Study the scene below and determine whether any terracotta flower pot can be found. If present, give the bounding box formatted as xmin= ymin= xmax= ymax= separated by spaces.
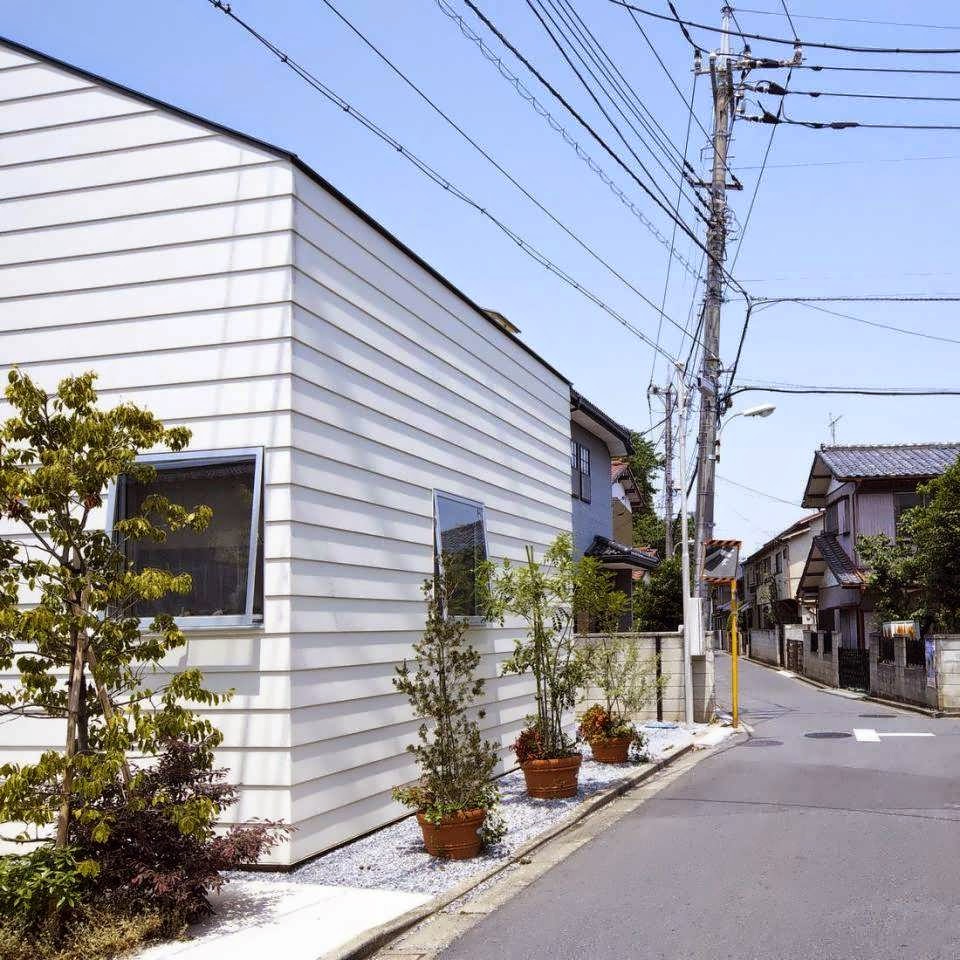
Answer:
xmin=520 ymin=753 xmax=582 ymax=799
xmin=589 ymin=736 xmax=633 ymax=764
xmin=416 ymin=808 xmax=486 ymax=860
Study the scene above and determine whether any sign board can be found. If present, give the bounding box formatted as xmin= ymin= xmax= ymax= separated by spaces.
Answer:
xmin=684 ymin=596 xmax=705 ymax=656
xmin=703 ymin=539 xmax=741 ymax=584
xmin=882 ymin=620 xmax=920 ymax=639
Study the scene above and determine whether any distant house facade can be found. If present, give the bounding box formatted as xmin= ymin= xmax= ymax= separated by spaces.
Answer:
xmin=570 ymin=391 xmax=658 ymax=619
xmin=742 ymin=513 xmax=823 ymax=665
xmin=0 ymin=36 xmax=598 ymax=865
xmin=797 ymin=443 xmax=960 ymax=648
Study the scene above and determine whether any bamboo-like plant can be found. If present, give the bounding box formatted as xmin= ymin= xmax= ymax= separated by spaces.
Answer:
xmin=480 ymin=533 xmax=596 ymax=761
xmin=392 ymin=570 xmax=502 ymax=832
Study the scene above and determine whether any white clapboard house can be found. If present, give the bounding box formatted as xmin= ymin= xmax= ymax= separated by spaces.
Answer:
xmin=0 ymin=35 xmax=583 ymax=865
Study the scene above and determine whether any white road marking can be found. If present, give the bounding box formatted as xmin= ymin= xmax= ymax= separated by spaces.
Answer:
xmin=854 ymin=728 xmax=934 ymax=742
xmin=777 ymin=670 xmax=796 ymax=678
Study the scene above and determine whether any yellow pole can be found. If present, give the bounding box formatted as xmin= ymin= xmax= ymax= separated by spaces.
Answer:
xmin=730 ymin=578 xmax=739 ymax=728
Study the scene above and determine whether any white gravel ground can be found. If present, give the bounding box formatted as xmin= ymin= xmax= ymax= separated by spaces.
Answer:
xmin=234 ymin=723 xmax=700 ymax=899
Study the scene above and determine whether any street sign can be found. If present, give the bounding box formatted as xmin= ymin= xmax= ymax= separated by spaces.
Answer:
xmin=703 ymin=538 xmax=741 ymax=584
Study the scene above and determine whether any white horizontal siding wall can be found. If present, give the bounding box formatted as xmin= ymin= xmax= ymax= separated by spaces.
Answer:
xmin=0 ymin=40 xmax=574 ymax=867
xmin=0 ymin=46 xmax=298 ymax=862
xmin=289 ymin=174 xmax=571 ymax=862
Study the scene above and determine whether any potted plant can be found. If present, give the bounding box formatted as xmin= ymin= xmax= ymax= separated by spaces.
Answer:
xmin=481 ymin=534 xmax=589 ymax=799
xmin=576 ymin=565 xmax=661 ymax=763
xmin=578 ymin=633 xmax=662 ymax=763
xmin=392 ymin=572 xmax=503 ymax=859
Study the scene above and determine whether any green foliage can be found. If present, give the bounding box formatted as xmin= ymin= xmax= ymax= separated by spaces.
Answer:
xmin=756 ymin=575 xmax=782 ymax=628
xmin=625 ymin=434 xmax=663 ymax=517
xmin=0 ymin=847 xmax=94 ymax=931
xmin=632 ymin=554 xmax=684 ymax=632
xmin=392 ymin=575 xmax=502 ymax=836
xmin=908 ymin=462 xmax=960 ymax=632
xmin=480 ymin=534 xmax=611 ymax=761
xmin=0 ymin=370 xmax=227 ymax=848
xmin=0 ymin=371 xmax=285 ymax=947
xmin=858 ymin=533 xmax=919 ymax=626
xmin=859 ymin=458 xmax=960 ymax=632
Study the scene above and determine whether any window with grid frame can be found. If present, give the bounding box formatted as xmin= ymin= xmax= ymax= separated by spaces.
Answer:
xmin=570 ymin=440 xmax=592 ymax=503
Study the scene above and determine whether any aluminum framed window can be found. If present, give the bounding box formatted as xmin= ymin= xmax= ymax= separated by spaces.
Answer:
xmin=570 ymin=441 xmax=592 ymax=503
xmin=106 ymin=447 xmax=264 ymax=630
xmin=433 ymin=491 xmax=488 ymax=620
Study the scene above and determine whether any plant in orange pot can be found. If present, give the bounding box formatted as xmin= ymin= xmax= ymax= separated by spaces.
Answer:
xmin=578 ymin=625 xmax=663 ymax=764
xmin=480 ymin=534 xmax=592 ymax=799
xmin=392 ymin=573 xmax=504 ymax=860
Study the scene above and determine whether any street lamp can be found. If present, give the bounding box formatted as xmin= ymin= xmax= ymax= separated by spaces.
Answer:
xmin=716 ymin=404 xmax=776 ymax=463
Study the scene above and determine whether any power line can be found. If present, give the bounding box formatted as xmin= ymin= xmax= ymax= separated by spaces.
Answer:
xmin=549 ymin=0 xmax=702 ymax=186
xmin=735 ymin=8 xmax=960 ymax=33
xmin=317 ymin=0 xmax=702 ymax=350
xmin=204 ymin=0 xmax=683 ymax=364
xmin=607 ymin=1 xmax=960 ymax=55
xmin=746 ymin=109 xmax=960 ymax=132
xmin=737 ymin=153 xmax=960 ymax=170
xmin=778 ymin=0 xmax=800 ymax=42
xmin=755 ymin=295 xmax=960 ymax=304
xmin=621 ymin=8 xmax=742 ymax=188
xmin=795 ymin=64 xmax=960 ymax=76
xmin=730 ymin=384 xmax=960 ymax=398
xmin=761 ymin=300 xmax=960 ymax=348
xmin=748 ymin=81 xmax=960 ymax=104
xmin=650 ymin=67 xmax=699 ymax=389
xmin=525 ymin=0 xmax=708 ymax=217
xmin=460 ymin=0 xmax=749 ymax=298
xmin=717 ymin=474 xmax=801 ymax=507
xmin=434 ymin=0 xmax=702 ymax=281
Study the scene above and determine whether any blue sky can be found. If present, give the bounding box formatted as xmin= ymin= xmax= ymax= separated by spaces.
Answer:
xmin=6 ymin=0 xmax=960 ymax=549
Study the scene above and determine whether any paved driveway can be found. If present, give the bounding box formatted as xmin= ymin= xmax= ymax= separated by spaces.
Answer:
xmin=439 ymin=657 xmax=960 ymax=960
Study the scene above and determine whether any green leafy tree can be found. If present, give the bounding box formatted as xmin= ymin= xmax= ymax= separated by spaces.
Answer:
xmin=0 ymin=370 xmax=226 ymax=850
xmin=480 ymin=534 xmax=603 ymax=760
xmin=859 ymin=458 xmax=960 ymax=633
xmin=857 ymin=532 xmax=919 ymax=626
xmin=392 ymin=573 xmax=501 ymax=829
xmin=909 ymin=461 xmax=960 ymax=632
xmin=632 ymin=553 xmax=684 ymax=632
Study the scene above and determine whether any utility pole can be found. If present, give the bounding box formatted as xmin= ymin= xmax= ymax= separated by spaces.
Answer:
xmin=693 ymin=5 xmax=735 ymax=633
xmin=648 ymin=384 xmax=675 ymax=558
xmin=674 ymin=369 xmax=695 ymax=725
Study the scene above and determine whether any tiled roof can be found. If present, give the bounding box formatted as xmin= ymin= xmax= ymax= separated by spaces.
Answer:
xmin=813 ymin=532 xmax=864 ymax=588
xmin=818 ymin=443 xmax=960 ymax=480
xmin=584 ymin=535 xmax=659 ymax=570
xmin=611 ymin=461 xmax=630 ymax=482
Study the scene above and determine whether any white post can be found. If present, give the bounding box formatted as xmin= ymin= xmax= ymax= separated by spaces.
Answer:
xmin=675 ymin=365 xmax=695 ymax=725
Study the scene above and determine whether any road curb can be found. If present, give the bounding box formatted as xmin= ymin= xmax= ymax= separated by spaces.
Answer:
xmin=322 ymin=743 xmax=697 ymax=960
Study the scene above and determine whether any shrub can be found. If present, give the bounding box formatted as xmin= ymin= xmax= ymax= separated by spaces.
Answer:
xmin=392 ymin=574 xmax=502 ymax=838
xmin=633 ymin=554 xmax=683 ymax=632
xmin=0 ymin=847 xmax=95 ymax=933
xmin=71 ymin=738 xmax=287 ymax=924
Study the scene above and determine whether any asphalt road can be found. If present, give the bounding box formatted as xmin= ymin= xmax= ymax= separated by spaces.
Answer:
xmin=439 ymin=657 xmax=960 ymax=960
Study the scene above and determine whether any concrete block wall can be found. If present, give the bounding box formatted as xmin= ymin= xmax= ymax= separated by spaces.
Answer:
xmin=578 ymin=632 xmax=715 ymax=724
xmin=869 ymin=635 xmax=937 ymax=710
xmin=749 ymin=628 xmax=780 ymax=666
xmin=802 ymin=631 xmax=838 ymax=687
xmin=934 ymin=635 xmax=960 ymax=714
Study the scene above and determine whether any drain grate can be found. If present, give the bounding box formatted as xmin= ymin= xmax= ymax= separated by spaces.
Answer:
xmin=804 ymin=731 xmax=852 ymax=739
xmin=859 ymin=713 xmax=897 ymax=719
xmin=746 ymin=738 xmax=783 ymax=747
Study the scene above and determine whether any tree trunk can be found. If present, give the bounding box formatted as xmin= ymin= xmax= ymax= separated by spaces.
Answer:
xmin=55 ymin=624 xmax=86 ymax=848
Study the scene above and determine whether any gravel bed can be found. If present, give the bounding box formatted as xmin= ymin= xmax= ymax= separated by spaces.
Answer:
xmin=233 ymin=724 xmax=699 ymax=899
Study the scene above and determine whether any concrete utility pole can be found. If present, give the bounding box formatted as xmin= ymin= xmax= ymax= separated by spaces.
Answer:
xmin=648 ymin=384 xmax=675 ymax=558
xmin=674 ymin=371 xmax=695 ymax=725
xmin=693 ymin=5 xmax=735 ymax=632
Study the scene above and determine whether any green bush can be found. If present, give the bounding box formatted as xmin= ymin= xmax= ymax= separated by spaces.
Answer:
xmin=0 ymin=847 xmax=95 ymax=933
